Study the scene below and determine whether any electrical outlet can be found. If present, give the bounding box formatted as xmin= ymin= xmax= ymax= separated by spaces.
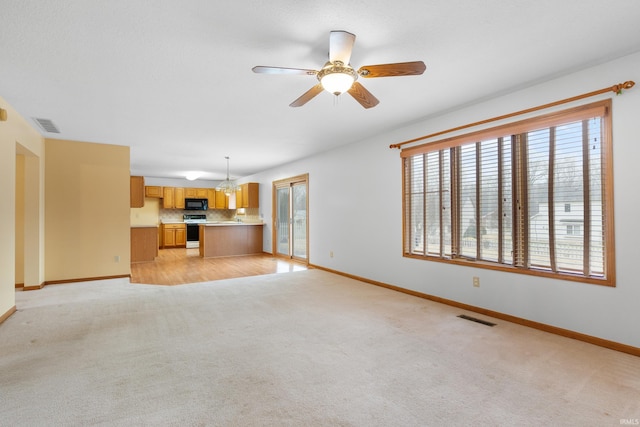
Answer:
xmin=330 ymin=251 xmax=334 ymax=258
xmin=114 ymin=255 xmax=120 ymax=263
xmin=473 ymin=276 xmax=480 ymax=287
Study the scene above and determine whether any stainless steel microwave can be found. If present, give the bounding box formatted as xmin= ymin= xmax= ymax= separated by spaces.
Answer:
xmin=184 ymin=198 xmax=208 ymax=210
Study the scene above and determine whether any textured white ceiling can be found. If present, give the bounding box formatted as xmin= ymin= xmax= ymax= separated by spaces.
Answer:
xmin=2 ymin=1 xmax=640 ymax=180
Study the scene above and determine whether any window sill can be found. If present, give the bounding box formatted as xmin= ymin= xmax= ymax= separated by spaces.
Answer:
xmin=403 ymin=253 xmax=615 ymax=287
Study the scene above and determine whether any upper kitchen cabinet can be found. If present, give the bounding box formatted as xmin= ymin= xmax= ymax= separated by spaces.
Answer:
xmin=162 ymin=187 xmax=185 ymax=209
xmin=162 ymin=187 xmax=174 ymax=208
xmin=145 ymin=186 xmax=163 ymax=198
xmin=207 ymin=189 xmax=228 ymax=210
xmin=130 ymin=176 xmax=145 ymax=208
xmin=236 ymin=183 xmax=259 ymax=209
xmin=175 ymin=188 xmax=185 ymax=209
xmin=215 ymin=189 xmax=228 ymax=209
xmin=185 ymin=188 xmax=209 ymax=199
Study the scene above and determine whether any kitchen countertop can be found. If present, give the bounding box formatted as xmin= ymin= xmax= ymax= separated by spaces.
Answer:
xmin=201 ymin=222 xmax=264 ymax=226
xmin=160 ymin=220 xmax=263 ymax=226
xmin=131 ymin=224 xmax=159 ymax=228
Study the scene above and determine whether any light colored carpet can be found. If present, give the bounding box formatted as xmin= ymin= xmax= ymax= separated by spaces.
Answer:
xmin=1 ymin=269 xmax=639 ymax=426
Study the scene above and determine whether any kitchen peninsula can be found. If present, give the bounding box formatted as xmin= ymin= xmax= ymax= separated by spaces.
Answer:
xmin=199 ymin=222 xmax=264 ymax=258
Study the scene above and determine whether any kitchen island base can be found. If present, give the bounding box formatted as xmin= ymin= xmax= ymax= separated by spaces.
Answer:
xmin=199 ymin=223 xmax=264 ymax=258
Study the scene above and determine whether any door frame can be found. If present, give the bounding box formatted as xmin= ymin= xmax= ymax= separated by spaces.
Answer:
xmin=272 ymin=173 xmax=309 ymax=264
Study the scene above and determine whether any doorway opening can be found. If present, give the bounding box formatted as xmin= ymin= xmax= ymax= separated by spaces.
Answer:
xmin=273 ymin=174 xmax=308 ymax=263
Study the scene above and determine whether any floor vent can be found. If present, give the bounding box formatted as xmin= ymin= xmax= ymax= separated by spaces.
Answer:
xmin=32 ymin=117 xmax=60 ymax=133
xmin=458 ymin=314 xmax=496 ymax=327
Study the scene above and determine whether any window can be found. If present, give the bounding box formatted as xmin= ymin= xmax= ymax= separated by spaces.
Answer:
xmin=566 ymin=224 xmax=581 ymax=236
xmin=402 ymin=100 xmax=614 ymax=286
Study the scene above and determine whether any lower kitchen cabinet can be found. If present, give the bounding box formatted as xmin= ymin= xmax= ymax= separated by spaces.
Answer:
xmin=162 ymin=223 xmax=186 ymax=248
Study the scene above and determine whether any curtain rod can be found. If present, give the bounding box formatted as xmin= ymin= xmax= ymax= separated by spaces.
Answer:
xmin=390 ymin=80 xmax=635 ymax=150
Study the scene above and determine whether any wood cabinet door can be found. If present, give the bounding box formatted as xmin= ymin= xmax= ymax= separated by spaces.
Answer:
xmin=215 ymin=189 xmax=227 ymax=209
xmin=207 ymin=189 xmax=216 ymax=210
xmin=163 ymin=228 xmax=176 ymax=247
xmin=185 ymin=188 xmax=197 ymax=198
xmin=175 ymin=228 xmax=186 ymax=246
xmin=163 ymin=187 xmax=174 ymax=209
xmin=235 ymin=187 xmax=244 ymax=208
xmin=174 ymin=188 xmax=185 ymax=209
xmin=196 ymin=188 xmax=208 ymax=198
xmin=241 ymin=183 xmax=249 ymax=207
xmin=130 ymin=176 xmax=145 ymax=208
xmin=249 ymin=183 xmax=259 ymax=208
xmin=145 ymin=186 xmax=163 ymax=198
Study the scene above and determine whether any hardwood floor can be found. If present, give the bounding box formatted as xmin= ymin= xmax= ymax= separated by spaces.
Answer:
xmin=130 ymin=249 xmax=307 ymax=286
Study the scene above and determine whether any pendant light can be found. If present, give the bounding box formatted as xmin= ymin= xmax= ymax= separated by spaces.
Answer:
xmin=216 ymin=156 xmax=237 ymax=196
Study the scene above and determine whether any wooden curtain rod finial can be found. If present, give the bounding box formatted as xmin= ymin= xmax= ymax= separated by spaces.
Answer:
xmin=612 ymin=81 xmax=635 ymax=95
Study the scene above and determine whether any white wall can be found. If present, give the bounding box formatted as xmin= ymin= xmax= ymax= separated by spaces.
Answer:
xmin=144 ymin=177 xmax=220 ymax=189
xmin=243 ymin=51 xmax=640 ymax=348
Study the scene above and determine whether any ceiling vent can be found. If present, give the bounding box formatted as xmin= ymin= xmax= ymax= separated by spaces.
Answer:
xmin=32 ymin=117 xmax=60 ymax=133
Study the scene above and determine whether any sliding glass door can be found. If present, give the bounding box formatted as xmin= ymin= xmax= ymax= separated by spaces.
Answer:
xmin=273 ymin=174 xmax=308 ymax=262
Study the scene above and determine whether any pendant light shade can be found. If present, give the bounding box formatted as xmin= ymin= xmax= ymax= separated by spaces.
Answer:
xmin=216 ymin=156 xmax=237 ymax=196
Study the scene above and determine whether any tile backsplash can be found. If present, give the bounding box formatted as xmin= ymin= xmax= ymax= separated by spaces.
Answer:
xmin=237 ymin=208 xmax=261 ymax=223
xmin=159 ymin=209 xmax=234 ymax=222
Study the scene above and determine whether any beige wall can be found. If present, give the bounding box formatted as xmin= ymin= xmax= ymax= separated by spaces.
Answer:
xmin=0 ymin=95 xmax=44 ymax=319
xmin=130 ymin=197 xmax=160 ymax=226
xmin=45 ymin=138 xmax=131 ymax=281
xmin=15 ymin=155 xmax=24 ymax=284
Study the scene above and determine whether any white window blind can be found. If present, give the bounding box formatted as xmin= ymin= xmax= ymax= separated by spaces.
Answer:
xmin=402 ymin=100 xmax=614 ymax=286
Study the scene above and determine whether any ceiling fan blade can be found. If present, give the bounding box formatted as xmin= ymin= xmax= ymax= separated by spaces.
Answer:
xmin=290 ymin=84 xmax=324 ymax=107
xmin=329 ymin=30 xmax=356 ymax=64
xmin=252 ymin=66 xmax=317 ymax=76
xmin=357 ymin=61 xmax=426 ymax=78
xmin=347 ymin=82 xmax=379 ymax=109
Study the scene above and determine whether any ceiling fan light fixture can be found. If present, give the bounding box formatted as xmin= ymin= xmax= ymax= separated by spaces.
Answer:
xmin=317 ymin=61 xmax=356 ymax=95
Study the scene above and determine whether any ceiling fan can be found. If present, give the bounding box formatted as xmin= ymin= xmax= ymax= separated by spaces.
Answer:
xmin=252 ymin=30 xmax=426 ymax=109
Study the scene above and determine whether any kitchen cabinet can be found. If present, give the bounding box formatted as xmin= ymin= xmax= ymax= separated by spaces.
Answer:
xmin=206 ymin=188 xmax=230 ymax=209
xmin=185 ymin=188 xmax=208 ymax=198
xmin=207 ymin=189 xmax=223 ymax=210
xmin=162 ymin=187 xmax=174 ymax=209
xmin=145 ymin=186 xmax=163 ymax=198
xmin=162 ymin=187 xmax=185 ymax=209
xmin=236 ymin=183 xmax=259 ymax=208
xmin=162 ymin=223 xmax=186 ymax=248
xmin=175 ymin=188 xmax=185 ymax=209
xmin=215 ymin=189 xmax=228 ymax=209
xmin=130 ymin=176 xmax=145 ymax=208
xmin=235 ymin=187 xmax=242 ymax=209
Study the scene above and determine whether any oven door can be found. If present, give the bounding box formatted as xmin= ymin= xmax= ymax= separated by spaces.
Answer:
xmin=186 ymin=223 xmax=200 ymax=247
